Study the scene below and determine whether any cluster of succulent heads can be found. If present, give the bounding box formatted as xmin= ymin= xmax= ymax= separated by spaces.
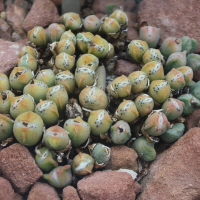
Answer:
xmin=0 ymin=5 xmax=200 ymax=188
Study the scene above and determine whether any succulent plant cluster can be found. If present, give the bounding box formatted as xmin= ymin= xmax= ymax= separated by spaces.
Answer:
xmin=0 ymin=5 xmax=200 ymax=189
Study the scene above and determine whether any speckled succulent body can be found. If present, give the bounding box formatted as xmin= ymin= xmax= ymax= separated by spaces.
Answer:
xmin=148 ymin=80 xmax=171 ymax=104
xmin=128 ymin=71 xmax=148 ymax=94
xmin=46 ymin=85 xmax=68 ymax=114
xmin=18 ymin=46 xmax=38 ymax=59
xmin=79 ymin=86 xmax=108 ymax=110
xmin=76 ymin=54 xmax=99 ymax=71
xmin=28 ymin=26 xmax=47 ymax=47
xmin=55 ymin=70 xmax=75 ymax=94
xmin=23 ymin=80 xmax=48 ymax=104
xmin=35 ymin=100 xmax=59 ymax=126
xmin=88 ymin=109 xmax=112 ymax=136
xmin=36 ymin=69 xmax=55 ymax=87
xmin=75 ymin=65 xmax=96 ymax=89
xmin=63 ymin=116 xmax=90 ymax=147
xmin=135 ymin=94 xmax=154 ymax=117
xmin=128 ymin=40 xmax=149 ymax=63
xmin=103 ymin=17 xmax=120 ymax=34
xmin=109 ymin=10 xmax=128 ymax=25
xmin=141 ymin=61 xmax=164 ymax=81
xmin=55 ymin=52 xmax=75 ymax=71
xmin=18 ymin=54 xmax=37 ymax=72
xmin=76 ymin=32 xmax=94 ymax=53
xmin=166 ymin=68 xmax=185 ymax=90
xmin=142 ymin=48 xmax=164 ymax=64
xmin=60 ymin=30 xmax=76 ymax=46
xmin=13 ymin=111 xmax=44 ymax=146
xmin=110 ymin=120 xmax=131 ymax=144
xmin=0 ymin=90 xmax=15 ymax=114
xmin=177 ymin=66 xmax=193 ymax=86
xmin=107 ymin=75 xmax=131 ymax=98
xmin=9 ymin=67 xmax=33 ymax=91
xmin=116 ymin=100 xmax=139 ymax=123
xmin=10 ymin=94 xmax=35 ymax=119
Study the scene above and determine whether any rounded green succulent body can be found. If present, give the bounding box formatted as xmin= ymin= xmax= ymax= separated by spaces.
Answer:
xmin=88 ymin=109 xmax=112 ymax=136
xmin=177 ymin=66 xmax=193 ymax=86
xmin=128 ymin=71 xmax=148 ymax=94
xmin=0 ymin=73 xmax=10 ymax=92
xmin=186 ymin=53 xmax=200 ymax=72
xmin=63 ymin=116 xmax=90 ymax=147
xmin=110 ymin=120 xmax=131 ymax=144
xmin=76 ymin=54 xmax=99 ymax=71
xmin=109 ymin=10 xmax=128 ymax=25
xmin=35 ymin=100 xmax=59 ymax=126
xmin=144 ymin=111 xmax=170 ymax=136
xmin=142 ymin=48 xmax=163 ymax=64
xmin=55 ymin=52 xmax=75 ymax=71
xmin=60 ymin=30 xmax=76 ymax=46
xmin=36 ymin=69 xmax=55 ymax=87
xmin=0 ymin=90 xmax=15 ymax=114
xmin=10 ymin=94 xmax=35 ymax=119
xmin=148 ymin=80 xmax=171 ymax=104
xmin=128 ymin=40 xmax=149 ymax=63
xmin=91 ymin=143 xmax=111 ymax=164
xmin=0 ymin=114 xmax=14 ymax=142
xmin=177 ymin=94 xmax=200 ymax=115
xmin=141 ymin=61 xmax=164 ymax=81
xmin=72 ymin=153 xmax=94 ymax=175
xmin=76 ymin=32 xmax=94 ymax=53
xmin=84 ymin=15 xmax=101 ymax=33
xmin=88 ymin=35 xmax=110 ymax=58
xmin=131 ymin=136 xmax=156 ymax=162
xmin=79 ymin=86 xmax=108 ymax=110
xmin=43 ymin=125 xmax=70 ymax=151
xmin=181 ymin=36 xmax=198 ymax=55
xmin=139 ymin=26 xmax=161 ymax=48
xmin=28 ymin=26 xmax=47 ymax=47
xmin=18 ymin=54 xmax=37 ymax=72
xmin=9 ymin=67 xmax=33 ymax=91
xmin=55 ymin=70 xmax=75 ymax=94
xmin=103 ymin=17 xmax=120 ymax=34
xmin=116 ymin=100 xmax=139 ymax=123
xmin=165 ymin=51 xmax=187 ymax=73
xmin=43 ymin=165 xmax=72 ymax=188
xmin=35 ymin=147 xmax=58 ymax=172
xmin=162 ymin=98 xmax=184 ymax=120
xmin=135 ymin=94 xmax=154 ymax=117
xmin=13 ymin=111 xmax=44 ymax=146
xmin=75 ymin=65 xmax=96 ymax=89
xmin=160 ymin=123 xmax=185 ymax=143
xmin=160 ymin=37 xmax=182 ymax=57
xmin=62 ymin=12 xmax=82 ymax=31
xmin=107 ymin=75 xmax=131 ymax=98
xmin=46 ymin=85 xmax=68 ymax=114
xmin=189 ymin=81 xmax=200 ymax=100
xmin=18 ymin=46 xmax=38 ymax=59
xmin=23 ymin=80 xmax=48 ymax=104
xmin=166 ymin=68 xmax=185 ymax=90
xmin=56 ymin=38 xmax=75 ymax=56
xmin=47 ymin=23 xmax=65 ymax=44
